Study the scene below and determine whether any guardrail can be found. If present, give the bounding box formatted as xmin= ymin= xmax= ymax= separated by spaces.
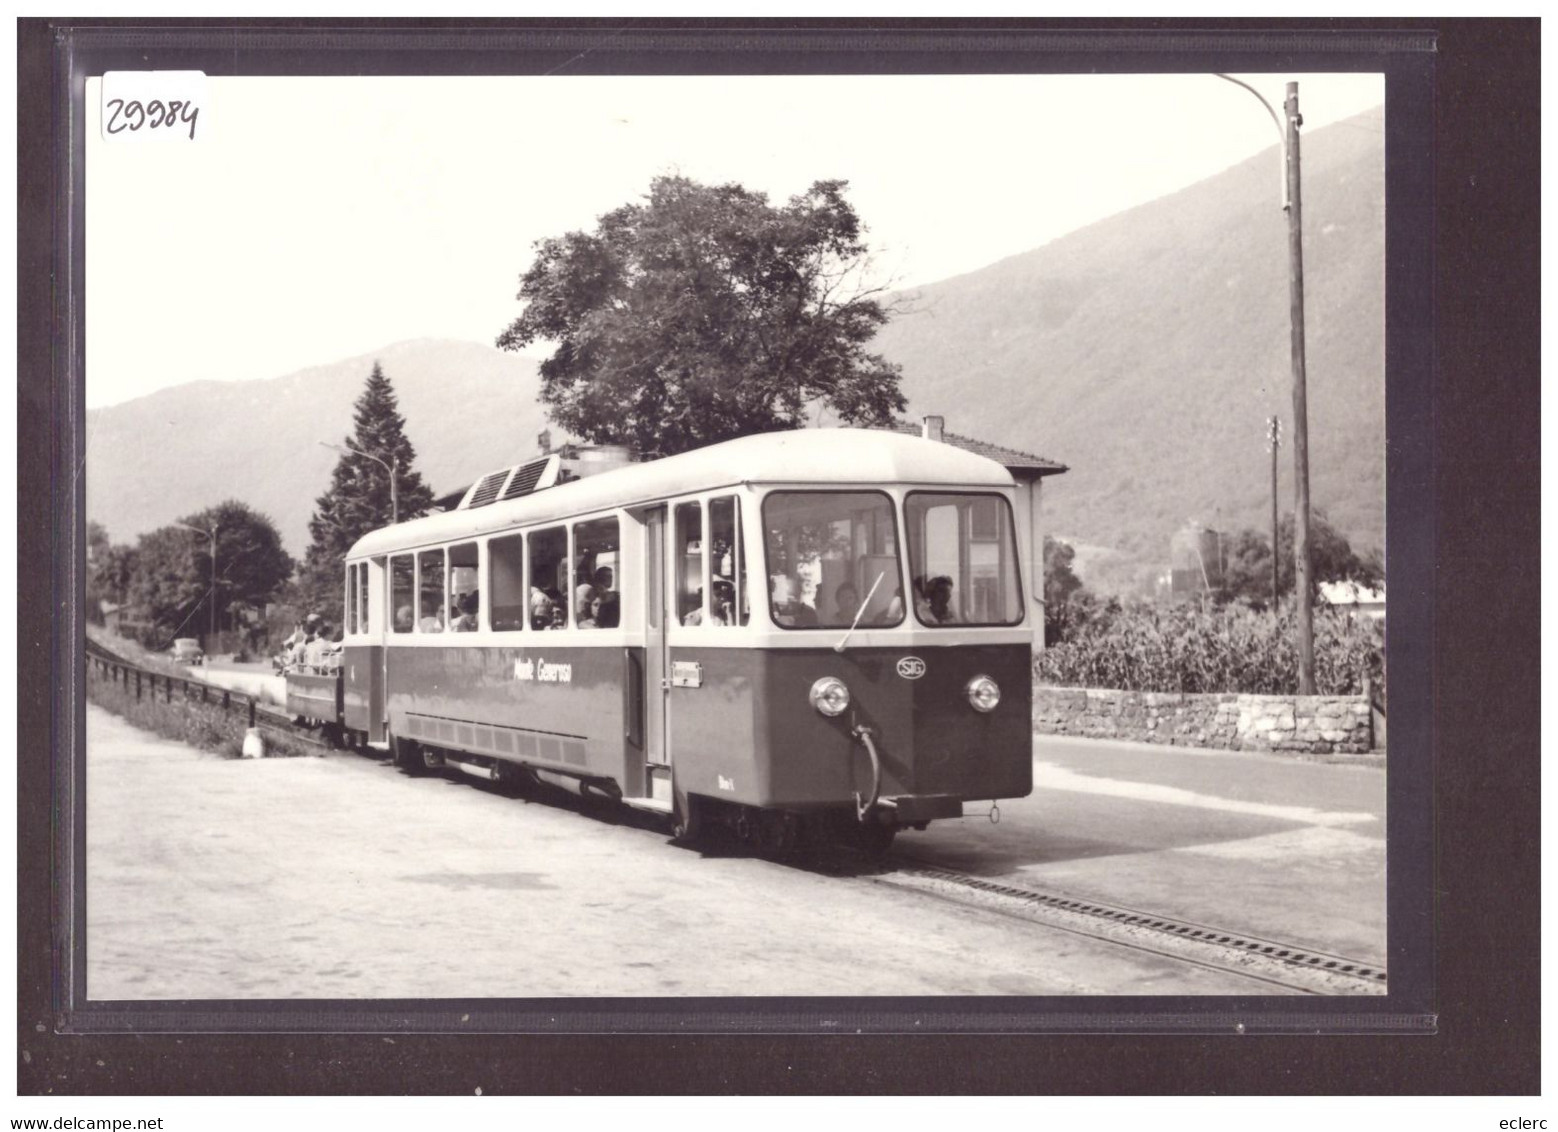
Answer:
xmin=85 ymin=637 xmax=268 ymax=730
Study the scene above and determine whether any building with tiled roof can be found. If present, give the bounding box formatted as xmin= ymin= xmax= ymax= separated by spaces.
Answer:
xmin=879 ymin=418 xmax=1068 ymax=478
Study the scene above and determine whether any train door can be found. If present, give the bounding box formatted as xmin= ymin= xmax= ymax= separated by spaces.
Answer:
xmin=643 ymin=506 xmax=670 ymax=784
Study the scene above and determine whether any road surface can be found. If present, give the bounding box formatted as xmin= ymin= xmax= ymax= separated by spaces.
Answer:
xmin=84 ymin=705 xmax=1384 ymax=1000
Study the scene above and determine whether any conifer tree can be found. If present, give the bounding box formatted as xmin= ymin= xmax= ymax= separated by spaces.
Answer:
xmin=297 ymin=362 xmax=434 ymax=623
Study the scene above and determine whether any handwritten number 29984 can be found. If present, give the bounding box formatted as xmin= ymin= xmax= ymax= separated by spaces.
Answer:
xmin=105 ymin=97 xmax=199 ymax=140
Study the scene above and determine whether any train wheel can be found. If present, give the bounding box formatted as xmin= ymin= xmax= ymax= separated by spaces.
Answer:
xmin=757 ymin=811 xmax=800 ymax=856
xmin=391 ymin=733 xmax=428 ymax=776
xmin=671 ymin=793 xmax=702 ymax=844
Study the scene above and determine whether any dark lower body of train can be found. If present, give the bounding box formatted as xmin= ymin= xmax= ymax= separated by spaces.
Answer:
xmin=287 ymin=639 xmax=1032 ymax=854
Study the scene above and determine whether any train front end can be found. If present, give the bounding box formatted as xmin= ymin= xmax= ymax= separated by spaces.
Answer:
xmin=669 ymin=478 xmax=1037 ymax=845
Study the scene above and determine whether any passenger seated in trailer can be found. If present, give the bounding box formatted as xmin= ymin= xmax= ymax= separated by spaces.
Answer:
xmin=305 ymin=620 xmax=341 ymax=671
xmin=418 ymin=598 xmax=444 ymax=633
xmin=596 ymin=592 xmax=620 ymax=629
xmin=770 ymin=574 xmax=818 ymax=627
xmin=546 ymin=590 xmax=568 ymax=630
xmin=291 ymin=613 xmax=320 ymax=669
xmin=452 ymin=591 xmax=479 ymax=632
xmin=394 ymin=605 xmax=414 ymax=633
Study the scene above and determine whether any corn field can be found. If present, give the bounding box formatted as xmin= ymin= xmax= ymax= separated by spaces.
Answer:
xmin=1035 ymin=602 xmax=1384 ymax=695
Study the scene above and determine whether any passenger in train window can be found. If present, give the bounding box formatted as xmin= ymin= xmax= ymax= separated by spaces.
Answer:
xmin=924 ymin=575 xmax=961 ymax=625
xmin=684 ymin=579 xmax=735 ymax=626
xmin=574 ymin=566 xmax=615 ymax=624
xmin=419 ymin=597 xmax=444 ymax=633
xmin=770 ymin=575 xmax=818 ymax=627
xmin=597 ymin=593 xmax=620 ymax=629
xmin=452 ymin=591 xmax=479 ymax=632
xmin=834 ymin=582 xmax=860 ymax=622
xmin=529 ymin=585 xmax=553 ymax=629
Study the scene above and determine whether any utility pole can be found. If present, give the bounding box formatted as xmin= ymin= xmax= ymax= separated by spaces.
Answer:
xmin=1216 ymin=73 xmax=1316 ymax=694
xmin=1284 ymin=82 xmax=1316 ymax=695
xmin=1267 ymin=416 xmax=1282 ymax=608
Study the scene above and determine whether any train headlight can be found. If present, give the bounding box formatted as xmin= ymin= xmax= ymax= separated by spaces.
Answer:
xmin=965 ymin=674 xmax=1001 ymax=713
xmin=809 ymin=676 xmax=851 ymax=717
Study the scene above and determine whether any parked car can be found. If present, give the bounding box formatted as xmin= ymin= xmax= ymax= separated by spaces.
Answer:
xmin=169 ymin=638 xmax=205 ymax=666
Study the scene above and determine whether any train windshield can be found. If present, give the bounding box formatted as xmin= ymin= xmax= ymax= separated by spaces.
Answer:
xmin=762 ymin=491 xmax=905 ymax=629
xmin=905 ymin=492 xmax=1024 ymax=627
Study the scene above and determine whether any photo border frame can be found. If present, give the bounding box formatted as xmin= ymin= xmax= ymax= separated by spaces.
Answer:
xmin=17 ymin=16 xmax=1539 ymax=1094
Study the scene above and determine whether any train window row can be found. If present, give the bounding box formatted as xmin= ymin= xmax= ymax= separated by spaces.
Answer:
xmin=359 ymin=494 xmax=754 ymax=636
xmin=349 ymin=488 xmax=1024 ymax=637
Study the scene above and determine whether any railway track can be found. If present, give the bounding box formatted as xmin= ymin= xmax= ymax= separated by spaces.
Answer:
xmin=872 ymin=857 xmax=1387 ymax=995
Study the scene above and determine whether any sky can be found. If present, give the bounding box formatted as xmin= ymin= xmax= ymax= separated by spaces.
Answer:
xmin=85 ymin=71 xmax=1383 ymax=409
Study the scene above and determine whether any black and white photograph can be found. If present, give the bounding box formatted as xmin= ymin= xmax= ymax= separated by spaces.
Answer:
xmin=75 ymin=63 xmax=1399 ymax=1008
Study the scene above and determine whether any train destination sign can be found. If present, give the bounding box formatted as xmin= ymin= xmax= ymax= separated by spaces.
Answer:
xmin=513 ymin=657 xmax=573 ymax=684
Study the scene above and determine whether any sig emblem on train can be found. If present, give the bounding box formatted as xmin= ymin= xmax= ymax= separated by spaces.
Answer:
xmin=896 ymin=656 xmax=927 ymax=680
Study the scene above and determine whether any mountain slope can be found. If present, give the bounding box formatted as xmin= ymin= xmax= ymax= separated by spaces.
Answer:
xmin=873 ymin=107 xmax=1385 ymax=569
xmin=86 ymin=340 xmax=553 ymax=555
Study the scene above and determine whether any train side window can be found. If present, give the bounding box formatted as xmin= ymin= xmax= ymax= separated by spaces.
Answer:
xmin=573 ymin=516 xmax=620 ymax=629
xmin=345 ymin=563 xmax=358 ymax=634
xmin=709 ymin=496 xmax=748 ymax=626
xmin=418 ymin=549 xmax=446 ymax=632
xmin=674 ymin=501 xmax=704 ymax=626
xmin=359 ymin=560 xmax=370 ymax=634
xmin=489 ymin=533 xmax=526 ymax=632
xmin=529 ymin=527 xmax=568 ymax=629
xmin=390 ymin=555 xmax=414 ymax=633
xmin=448 ymin=542 xmax=479 ymax=631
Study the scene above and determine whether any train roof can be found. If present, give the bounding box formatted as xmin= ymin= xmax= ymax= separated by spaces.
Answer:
xmin=347 ymin=428 xmax=1017 ymax=559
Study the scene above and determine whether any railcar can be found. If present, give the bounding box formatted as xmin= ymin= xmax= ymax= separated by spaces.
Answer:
xmin=287 ymin=429 xmax=1037 ymax=852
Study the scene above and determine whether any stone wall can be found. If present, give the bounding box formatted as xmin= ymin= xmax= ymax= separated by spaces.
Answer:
xmin=1032 ymin=685 xmax=1376 ymax=755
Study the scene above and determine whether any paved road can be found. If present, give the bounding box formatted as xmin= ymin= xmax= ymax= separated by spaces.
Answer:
xmin=896 ymin=734 xmax=1386 ymax=963
xmin=84 ymin=705 xmax=1383 ymax=1000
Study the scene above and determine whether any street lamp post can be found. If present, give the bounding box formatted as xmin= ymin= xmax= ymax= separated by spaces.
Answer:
xmin=173 ymin=519 xmax=219 ymax=653
xmin=1217 ymin=74 xmax=1317 ymax=695
xmin=320 ymin=440 xmax=400 ymax=525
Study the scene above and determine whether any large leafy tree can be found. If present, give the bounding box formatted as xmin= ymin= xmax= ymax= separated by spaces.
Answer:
xmin=1220 ymin=511 xmax=1383 ymax=607
xmin=497 ymin=175 xmax=907 ymax=458
xmin=129 ymin=501 xmax=293 ymax=647
xmin=297 ymin=362 xmax=434 ymax=623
